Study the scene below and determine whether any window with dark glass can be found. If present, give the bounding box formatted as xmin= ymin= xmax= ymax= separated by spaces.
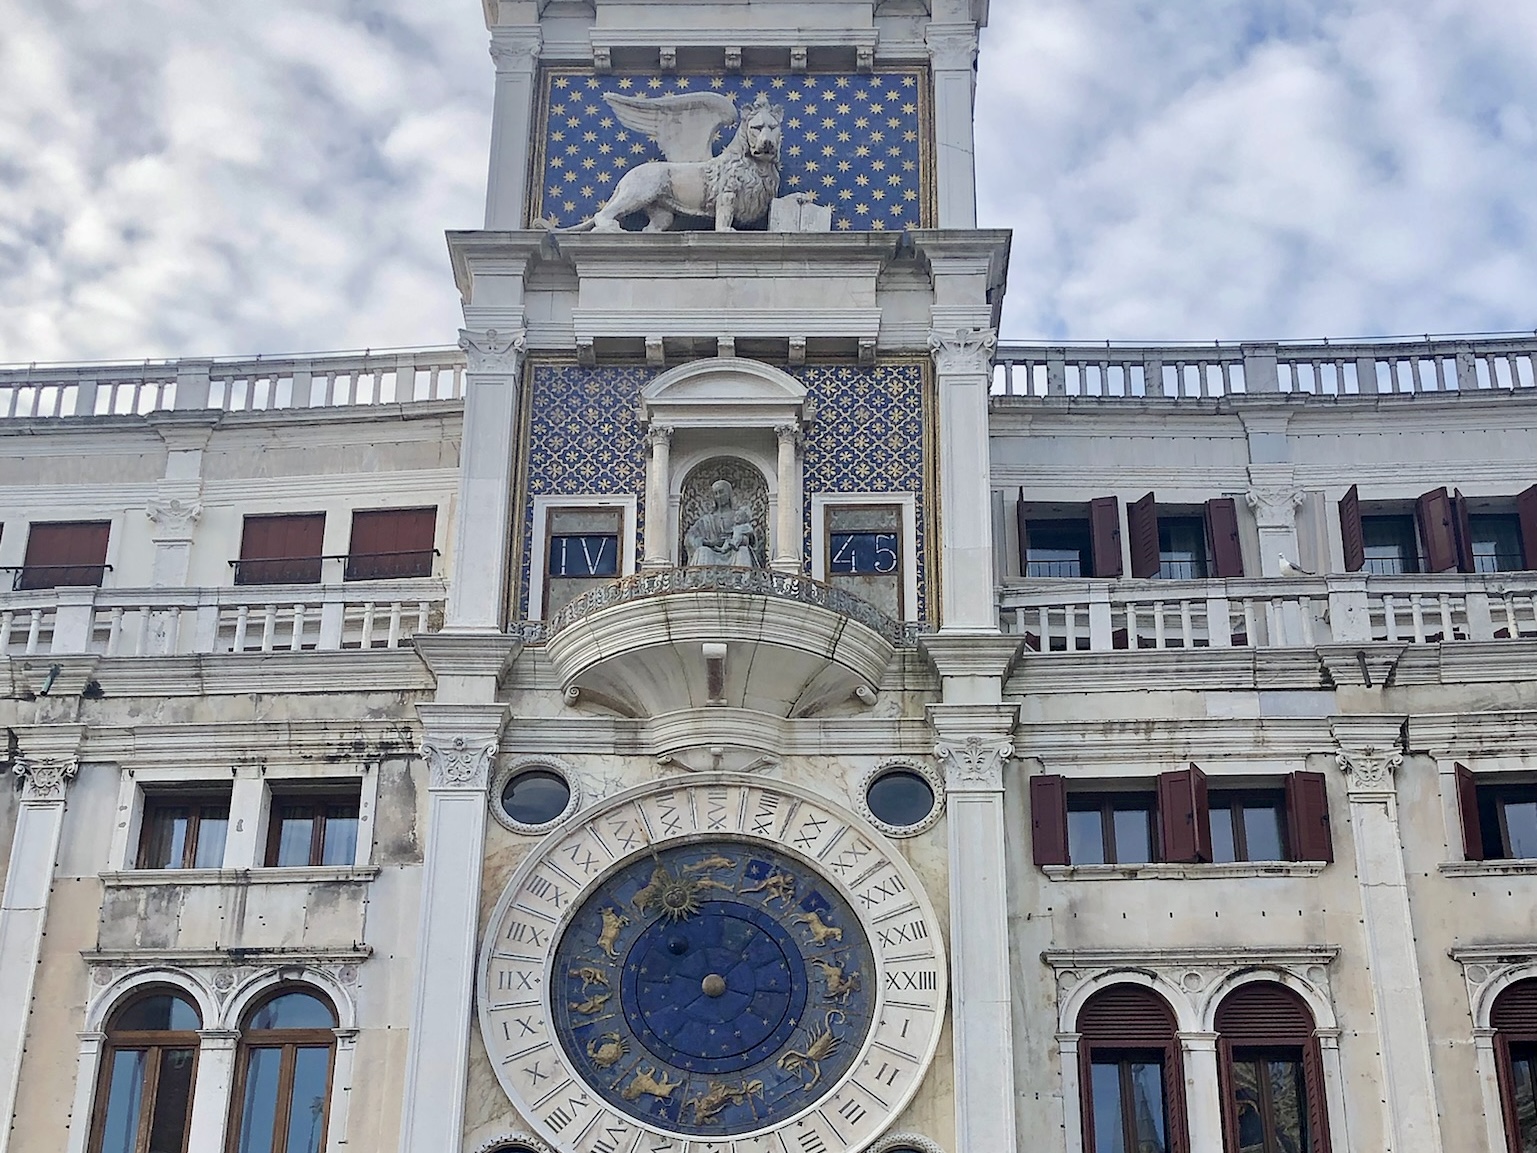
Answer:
xmin=1459 ymin=768 xmax=1537 ymax=861
xmin=1156 ymin=516 xmax=1209 ymax=580
xmin=1023 ymin=518 xmax=1093 ymax=578
xmin=265 ymin=789 xmax=361 ymax=868
xmin=137 ymin=794 xmax=231 ymax=870
xmin=1492 ymin=980 xmax=1537 ymax=1153
xmin=1066 ymin=793 xmax=1157 ymax=866
xmin=1359 ymin=514 xmax=1419 ymax=575
xmin=19 ymin=520 xmax=111 ymax=590
xmin=1076 ymin=985 xmax=1188 ymax=1153
xmin=237 ymin=514 xmax=325 ymax=585
xmin=345 ymin=507 xmax=436 ymax=581
xmin=228 ymin=989 xmax=337 ymax=1153
xmin=1469 ymin=513 xmax=1526 ymax=574
xmin=89 ymin=990 xmax=200 ymax=1153
xmin=1209 ymin=791 xmax=1289 ymax=864
xmin=1216 ymin=983 xmax=1330 ymax=1153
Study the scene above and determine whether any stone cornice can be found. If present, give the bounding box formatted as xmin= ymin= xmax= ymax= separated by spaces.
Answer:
xmin=1042 ymin=945 xmax=1339 ymax=969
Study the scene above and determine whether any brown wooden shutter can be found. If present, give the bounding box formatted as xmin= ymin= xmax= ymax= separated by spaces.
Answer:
xmin=1205 ymin=497 xmax=1244 ymax=578
xmin=1518 ymin=483 xmax=1537 ymax=571
xmin=1157 ymin=764 xmax=1211 ymax=863
xmin=1416 ymin=486 xmax=1459 ymax=573
xmin=1339 ymin=485 xmax=1365 ymax=573
xmin=1285 ymin=772 xmax=1333 ymax=863
xmin=1128 ymin=492 xmax=1160 ymax=578
xmin=1078 ymin=986 xmax=1189 ymax=1153
xmin=1015 ymin=488 xmax=1029 ymax=577
xmin=238 ymin=513 xmax=325 ymax=584
xmin=347 ymin=507 xmax=437 ymax=580
xmin=20 ymin=521 xmax=111 ymax=589
xmin=1455 ymin=762 xmax=1484 ymax=861
xmin=1451 ymin=489 xmax=1476 ymax=573
xmin=1089 ymin=496 xmax=1123 ymax=578
xmin=1030 ymin=775 xmax=1069 ymax=866
xmin=1494 ymin=980 xmax=1537 ymax=1153
xmin=1216 ymin=982 xmax=1331 ymax=1153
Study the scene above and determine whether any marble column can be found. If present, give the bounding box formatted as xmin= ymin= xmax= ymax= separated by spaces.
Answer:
xmin=1180 ymin=1032 xmax=1225 ymax=1153
xmin=0 ymin=747 xmax=80 ymax=1153
xmin=185 ymin=1029 xmax=240 ymax=1152
xmin=62 ymin=1032 xmax=105 ymax=1153
xmin=772 ymin=423 xmax=801 ymax=572
xmin=925 ymin=22 xmax=980 ymax=228
xmin=930 ymin=328 xmax=999 ymax=632
xmin=643 ymin=424 xmax=674 ymax=569
xmin=1057 ymin=1032 xmax=1084 ymax=1151
xmin=1472 ymin=1027 xmax=1509 ymax=1153
xmin=1335 ymin=741 xmax=1446 ymax=1153
xmin=397 ymin=699 xmax=509 ymax=1153
xmin=1245 ymin=484 xmax=1305 ymax=580
xmin=930 ymin=701 xmax=1019 ymax=1153
xmin=448 ymin=328 xmax=526 ymax=630
xmin=484 ymin=29 xmax=542 ymax=230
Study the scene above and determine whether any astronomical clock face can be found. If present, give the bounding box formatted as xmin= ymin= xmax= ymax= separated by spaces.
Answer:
xmin=479 ymin=776 xmax=947 ymax=1153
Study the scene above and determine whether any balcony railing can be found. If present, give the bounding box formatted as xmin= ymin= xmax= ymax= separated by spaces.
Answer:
xmin=993 ymin=334 xmax=1537 ymax=399
xmin=0 ymin=348 xmax=465 ymax=419
xmin=534 ymin=566 xmax=915 ymax=645
xmin=999 ymin=574 xmax=1537 ymax=652
xmin=0 ymin=581 xmax=446 ymax=658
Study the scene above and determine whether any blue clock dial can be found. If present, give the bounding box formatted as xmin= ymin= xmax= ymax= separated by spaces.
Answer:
xmin=551 ymin=840 xmax=875 ymax=1136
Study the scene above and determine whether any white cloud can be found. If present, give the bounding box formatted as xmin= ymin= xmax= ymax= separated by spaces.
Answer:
xmin=0 ymin=0 xmax=1532 ymax=360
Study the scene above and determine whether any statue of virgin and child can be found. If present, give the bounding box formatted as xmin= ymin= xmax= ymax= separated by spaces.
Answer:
xmin=684 ymin=480 xmax=762 ymax=568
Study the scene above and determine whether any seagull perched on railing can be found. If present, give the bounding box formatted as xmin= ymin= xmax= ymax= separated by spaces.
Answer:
xmin=1279 ymin=555 xmax=1316 ymax=577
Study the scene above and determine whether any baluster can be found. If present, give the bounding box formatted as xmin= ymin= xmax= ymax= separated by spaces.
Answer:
xmin=1153 ymin=601 xmax=1167 ymax=648
xmin=26 ymin=609 xmax=42 ymax=654
xmin=105 ymin=606 xmax=124 ymax=656
xmin=1382 ymin=595 xmax=1398 ymax=642
xmin=0 ymin=611 xmax=11 ymax=655
xmin=1268 ymin=598 xmax=1284 ymax=645
xmin=233 ymin=605 xmax=250 ymax=652
xmin=1243 ymin=600 xmax=1257 ymax=646
xmin=135 ymin=608 xmax=151 ymax=656
xmin=261 ymin=604 xmax=278 ymax=652
xmin=1125 ymin=602 xmax=1138 ymax=649
xmin=166 ymin=607 xmax=182 ymax=655
xmin=359 ymin=603 xmax=376 ymax=649
xmin=1409 ymin=594 xmax=1427 ymax=643
xmin=1014 ymin=607 xmax=1026 ymax=636
xmin=1038 ymin=605 xmax=1052 ymax=653
xmin=1180 ymin=599 xmax=1194 ymax=648
xmin=1299 ymin=596 xmax=1315 ymax=646
xmin=388 ymin=602 xmax=403 ymax=647
xmin=1440 ymin=596 xmax=1456 ymax=641
xmin=290 ymin=605 xmax=306 ymax=651
xmin=416 ymin=601 xmax=430 ymax=635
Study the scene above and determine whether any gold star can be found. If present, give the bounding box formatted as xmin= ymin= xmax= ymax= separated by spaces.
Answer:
xmin=710 ymin=77 xmax=725 ymax=88
xmin=648 ymin=77 xmax=663 ymax=88
xmin=584 ymin=131 xmax=598 ymax=142
xmin=772 ymin=77 xmax=786 ymax=88
xmin=870 ymin=104 xmax=883 ymax=114
xmin=586 ymin=77 xmax=599 ymax=88
xmin=618 ymin=78 xmax=633 ymax=89
xmin=554 ymin=77 xmax=569 ymax=88
xmin=600 ymin=117 xmax=614 ymax=128
xmin=837 ymin=104 xmax=852 ymax=115
xmin=552 ymin=104 xmax=565 ymax=115
xmin=836 ymin=77 xmax=849 ymax=87
xmin=855 ymin=117 xmax=869 ymax=129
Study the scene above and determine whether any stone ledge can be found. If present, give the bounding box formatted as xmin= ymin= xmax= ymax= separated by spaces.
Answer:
xmin=1042 ymin=861 xmax=1327 ymax=882
xmin=1438 ymin=860 xmax=1537 ymax=878
xmin=100 ymin=866 xmax=381 ymax=887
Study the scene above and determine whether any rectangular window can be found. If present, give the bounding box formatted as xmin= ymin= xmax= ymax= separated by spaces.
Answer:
xmin=1067 ymin=794 xmax=1156 ymax=865
xmin=824 ymin=504 xmax=903 ymax=620
xmin=1209 ymin=791 xmax=1289 ymax=863
xmin=137 ymin=795 xmax=231 ymax=870
xmin=266 ymin=789 xmax=361 ymax=867
xmin=1508 ymin=1042 xmax=1537 ymax=1153
xmin=345 ymin=507 xmax=437 ymax=581
xmin=544 ymin=506 xmax=624 ymax=618
xmin=1024 ymin=519 xmax=1092 ymax=578
xmin=1469 ymin=513 xmax=1525 ymax=574
xmin=1478 ymin=784 xmax=1537 ymax=860
xmin=1360 ymin=514 xmax=1419 ymax=575
xmin=1229 ymin=1050 xmax=1309 ymax=1153
xmin=237 ymin=514 xmax=325 ymax=585
xmin=19 ymin=521 xmax=111 ymax=590
xmin=1090 ymin=1054 xmax=1170 ymax=1153
xmin=1156 ymin=516 xmax=1209 ymax=580
xmin=1016 ymin=494 xmax=1124 ymax=578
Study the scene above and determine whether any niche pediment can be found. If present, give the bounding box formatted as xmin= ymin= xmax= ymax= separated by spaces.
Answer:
xmin=640 ymin=357 xmax=807 ymax=429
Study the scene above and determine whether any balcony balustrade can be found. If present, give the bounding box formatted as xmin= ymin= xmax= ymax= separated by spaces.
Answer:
xmin=999 ymin=573 xmax=1537 ymax=653
xmin=0 ymin=581 xmax=445 ymax=658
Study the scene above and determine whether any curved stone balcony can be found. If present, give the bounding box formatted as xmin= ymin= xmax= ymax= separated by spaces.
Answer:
xmin=543 ymin=567 xmax=899 ymax=719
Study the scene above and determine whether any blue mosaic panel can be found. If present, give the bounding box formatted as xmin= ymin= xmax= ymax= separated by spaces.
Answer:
xmin=520 ymin=361 xmax=930 ymax=619
xmin=532 ymin=69 xmax=931 ymax=232
xmin=550 ymin=840 xmax=875 ymax=1136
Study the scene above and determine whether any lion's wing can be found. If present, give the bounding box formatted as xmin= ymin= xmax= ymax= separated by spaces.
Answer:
xmin=601 ymin=92 xmax=738 ymax=163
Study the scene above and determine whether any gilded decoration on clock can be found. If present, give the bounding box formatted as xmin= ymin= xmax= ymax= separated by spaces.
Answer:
xmin=478 ymin=776 xmax=946 ymax=1153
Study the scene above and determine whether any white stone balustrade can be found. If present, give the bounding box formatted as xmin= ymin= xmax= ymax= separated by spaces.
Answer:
xmin=999 ymin=573 xmax=1537 ymax=652
xmin=992 ymin=335 xmax=1537 ymax=398
xmin=0 ymin=349 xmax=465 ymax=418
xmin=0 ymin=582 xmax=445 ymax=657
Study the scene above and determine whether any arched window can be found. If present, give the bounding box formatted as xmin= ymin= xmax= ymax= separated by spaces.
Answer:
xmin=228 ymin=988 xmax=338 ymax=1153
xmin=89 ymin=988 xmax=201 ymax=1153
xmin=1492 ymin=978 xmax=1537 ymax=1152
xmin=1077 ymin=984 xmax=1188 ymax=1153
xmin=1215 ymin=982 xmax=1330 ymax=1153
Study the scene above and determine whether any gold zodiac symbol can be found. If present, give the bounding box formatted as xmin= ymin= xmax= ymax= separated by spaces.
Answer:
xmin=684 ymin=854 xmax=737 ymax=873
xmin=569 ymin=991 xmax=611 ymax=1016
xmin=741 ymin=871 xmax=795 ymax=904
xmin=569 ymin=965 xmax=610 ymax=993
xmin=810 ymin=957 xmax=861 ymax=1004
xmin=596 ymin=906 xmax=629 ymax=958
xmin=792 ymin=910 xmax=843 ymax=946
xmin=586 ymin=1031 xmax=629 ymax=1069
xmin=621 ymin=1064 xmax=682 ymax=1102
xmin=687 ymin=1078 xmax=765 ymax=1125
xmin=776 ymin=1010 xmax=846 ymax=1090
xmin=631 ymin=865 xmax=705 ymax=922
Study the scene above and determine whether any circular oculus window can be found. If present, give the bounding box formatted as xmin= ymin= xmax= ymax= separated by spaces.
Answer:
xmin=858 ymin=760 xmax=945 ymax=837
xmin=490 ymin=758 xmax=581 ymax=834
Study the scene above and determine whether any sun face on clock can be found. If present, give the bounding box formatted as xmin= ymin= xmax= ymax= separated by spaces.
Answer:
xmin=552 ymin=841 xmax=876 ymax=1135
xmin=478 ymin=776 xmax=946 ymax=1153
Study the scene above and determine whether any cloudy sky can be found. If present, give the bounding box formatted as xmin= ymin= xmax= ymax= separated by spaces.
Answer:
xmin=2 ymin=0 xmax=1534 ymax=363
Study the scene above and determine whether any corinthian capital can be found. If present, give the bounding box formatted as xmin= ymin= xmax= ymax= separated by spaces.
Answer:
xmin=421 ymin=735 xmax=499 ymax=791
xmin=1245 ymin=487 xmax=1305 ymax=530
xmin=145 ymin=496 xmax=203 ymax=540
xmin=488 ymin=29 xmax=542 ymax=73
xmin=925 ymin=22 xmax=980 ymax=71
xmin=928 ymin=327 xmax=998 ymax=376
xmin=14 ymin=757 xmax=79 ymax=802
xmin=459 ymin=328 xmax=527 ymax=376
xmin=1335 ymin=745 xmax=1403 ymax=795
xmin=934 ymin=735 xmax=1012 ymax=791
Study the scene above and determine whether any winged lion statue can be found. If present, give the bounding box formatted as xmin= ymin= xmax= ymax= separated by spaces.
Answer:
xmin=551 ymin=90 xmax=785 ymax=233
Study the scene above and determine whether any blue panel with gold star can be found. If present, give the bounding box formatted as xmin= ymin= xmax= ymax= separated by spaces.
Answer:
xmin=531 ymin=69 xmax=931 ymax=232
